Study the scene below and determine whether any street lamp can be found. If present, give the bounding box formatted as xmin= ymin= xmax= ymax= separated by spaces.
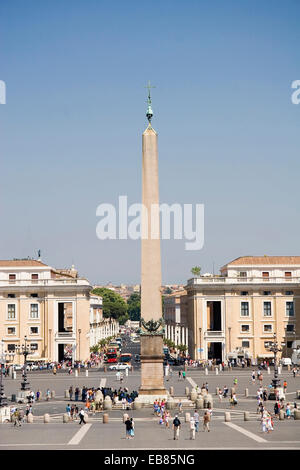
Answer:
xmin=15 ymin=336 xmax=35 ymax=391
xmin=266 ymin=333 xmax=285 ymax=396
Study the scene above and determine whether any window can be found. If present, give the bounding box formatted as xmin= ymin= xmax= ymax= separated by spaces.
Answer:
xmin=263 ymin=301 xmax=272 ymax=316
xmin=286 ymin=301 xmax=294 ymax=316
xmin=30 ymin=327 xmax=39 ymax=335
xmin=262 ymin=272 xmax=269 ymax=280
xmin=264 ymin=341 xmax=271 ymax=349
xmin=7 ymin=304 xmax=16 ymax=320
xmin=287 ymin=341 xmax=293 ymax=348
xmin=9 ymin=274 xmax=16 ymax=283
xmin=7 ymin=293 xmax=15 ymax=298
xmin=7 ymin=344 xmax=15 ymax=352
xmin=31 ymin=273 xmax=38 ymax=284
xmin=263 ymin=291 xmax=271 ymax=296
xmin=285 ymin=291 xmax=293 ymax=296
xmin=240 ymin=291 xmax=249 ymax=296
xmin=7 ymin=327 xmax=16 ymax=335
xmin=242 ymin=340 xmax=250 ymax=348
xmin=30 ymin=293 xmax=38 ymax=298
xmin=239 ymin=272 xmax=247 ymax=278
xmin=30 ymin=343 xmax=38 ymax=350
xmin=285 ymin=271 xmax=292 ymax=278
xmin=286 ymin=324 xmax=295 ymax=332
xmin=241 ymin=302 xmax=249 ymax=316
xmin=30 ymin=304 xmax=39 ymax=319
xmin=263 ymin=324 xmax=273 ymax=333
xmin=241 ymin=325 xmax=250 ymax=332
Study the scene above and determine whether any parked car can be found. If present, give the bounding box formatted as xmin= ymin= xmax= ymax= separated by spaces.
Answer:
xmin=109 ymin=363 xmax=132 ymax=371
xmin=280 ymin=358 xmax=292 ymax=366
xmin=13 ymin=364 xmax=23 ymax=371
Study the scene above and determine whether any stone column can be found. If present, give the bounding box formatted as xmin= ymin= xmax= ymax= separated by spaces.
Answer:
xmin=138 ymin=123 xmax=167 ymax=400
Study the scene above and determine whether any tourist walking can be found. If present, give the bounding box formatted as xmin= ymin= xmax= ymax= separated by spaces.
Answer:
xmin=193 ymin=410 xmax=199 ymax=432
xmin=69 ymin=386 xmax=73 ymax=401
xmin=124 ymin=417 xmax=133 ymax=439
xmin=189 ymin=416 xmax=196 ymax=440
xmin=79 ymin=408 xmax=86 ymax=425
xmin=203 ymin=411 xmax=210 ymax=432
xmin=172 ymin=414 xmax=181 ymax=440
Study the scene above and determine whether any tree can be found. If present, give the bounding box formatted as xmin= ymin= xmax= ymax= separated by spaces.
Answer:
xmin=177 ymin=344 xmax=188 ymax=356
xmin=191 ymin=266 xmax=201 ymax=277
xmin=92 ymin=288 xmax=128 ymax=322
xmin=127 ymin=293 xmax=141 ymax=321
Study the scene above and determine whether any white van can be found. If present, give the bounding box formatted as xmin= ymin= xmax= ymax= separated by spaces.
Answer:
xmin=280 ymin=357 xmax=292 ymax=366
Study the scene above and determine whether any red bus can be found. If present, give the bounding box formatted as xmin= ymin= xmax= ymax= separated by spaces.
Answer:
xmin=106 ymin=348 xmax=118 ymax=363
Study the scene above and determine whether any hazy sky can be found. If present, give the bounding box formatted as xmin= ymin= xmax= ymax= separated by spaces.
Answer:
xmin=1 ymin=0 xmax=299 ymax=285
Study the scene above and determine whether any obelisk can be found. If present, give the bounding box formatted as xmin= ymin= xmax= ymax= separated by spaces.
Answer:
xmin=138 ymin=82 xmax=168 ymax=400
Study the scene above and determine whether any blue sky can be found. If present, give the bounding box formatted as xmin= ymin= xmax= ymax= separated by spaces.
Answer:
xmin=0 ymin=0 xmax=299 ymax=284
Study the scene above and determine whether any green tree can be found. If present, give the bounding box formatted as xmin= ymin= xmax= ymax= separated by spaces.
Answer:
xmin=92 ymin=288 xmax=128 ymax=321
xmin=127 ymin=293 xmax=141 ymax=321
xmin=191 ymin=266 xmax=201 ymax=277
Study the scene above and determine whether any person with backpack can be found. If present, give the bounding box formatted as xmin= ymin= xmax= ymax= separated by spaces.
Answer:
xmin=172 ymin=414 xmax=181 ymax=440
xmin=79 ymin=408 xmax=86 ymax=425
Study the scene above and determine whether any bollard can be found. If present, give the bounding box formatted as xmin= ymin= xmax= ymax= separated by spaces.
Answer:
xmin=278 ymin=366 xmax=281 ymax=375
xmin=296 ymin=391 xmax=300 ymax=399
xmin=196 ymin=398 xmax=204 ymax=409
xmin=279 ymin=410 xmax=285 ymax=420
xmin=27 ymin=413 xmax=33 ymax=424
xmin=51 ymin=390 xmax=55 ymax=399
xmin=104 ymin=366 xmax=107 ymax=373
xmin=166 ymin=398 xmax=175 ymax=410
xmin=75 ymin=370 xmax=78 ymax=377
xmin=84 ymin=413 xmax=89 ymax=423
xmin=103 ymin=413 xmax=109 ymax=424
xmin=219 ymin=364 xmax=222 ymax=372
xmin=12 ymin=371 xmax=16 ymax=380
xmin=133 ymin=401 xmax=142 ymax=410
xmin=245 ymin=388 xmax=249 ymax=397
xmin=64 ymin=390 xmax=70 ymax=399
xmin=169 ymin=386 xmax=174 ymax=397
xmin=185 ymin=386 xmax=190 ymax=397
xmin=244 ymin=411 xmax=250 ymax=421
xmin=190 ymin=388 xmax=197 ymax=401
xmin=225 ymin=412 xmax=231 ymax=422
xmin=215 ymin=367 xmax=219 ymax=375
xmin=216 ymin=387 xmax=219 ymax=396
xmin=63 ymin=413 xmax=69 ymax=423
xmin=267 ymin=367 xmax=270 ymax=375
xmin=287 ymin=364 xmax=291 ymax=372
xmin=85 ymin=370 xmax=89 ymax=377
xmin=44 ymin=413 xmax=50 ymax=423
xmin=185 ymin=412 xmax=190 ymax=422
xmin=294 ymin=409 xmax=300 ymax=420
xmin=205 ymin=368 xmax=208 ymax=376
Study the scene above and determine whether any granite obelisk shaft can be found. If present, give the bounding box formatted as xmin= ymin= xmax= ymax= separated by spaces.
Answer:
xmin=139 ymin=125 xmax=167 ymax=396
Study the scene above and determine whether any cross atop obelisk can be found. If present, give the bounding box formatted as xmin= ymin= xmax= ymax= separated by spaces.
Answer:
xmin=144 ymin=80 xmax=155 ymax=124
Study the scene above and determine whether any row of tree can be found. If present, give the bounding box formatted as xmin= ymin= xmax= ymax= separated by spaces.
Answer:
xmin=164 ymin=337 xmax=188 ymax=355
xmin=91 ymin=288 xmax=141 ymax=325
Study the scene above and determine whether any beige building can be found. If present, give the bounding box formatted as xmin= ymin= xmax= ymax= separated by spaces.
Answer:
xmin=0 ymin=259 xmax=94 ymax=364
xmin=164 ymin=291 xmax=188 ymax=348
xmin=186 ymin=256 xmax=299 ymax=364
xmin=89 ymin=295 xmax=119 ymax=347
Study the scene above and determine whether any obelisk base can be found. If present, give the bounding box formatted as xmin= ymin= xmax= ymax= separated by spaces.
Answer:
xmin=137 ymin=334 xmax=168 ymax=403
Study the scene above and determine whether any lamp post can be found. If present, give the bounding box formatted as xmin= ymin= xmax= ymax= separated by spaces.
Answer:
xmin=78 ymin=329 xmax=81 ymax=362
xmin=266 ymin=333 xmax=285 ymax=395
xmin=15 ymin=336 xmax=34 ymax=391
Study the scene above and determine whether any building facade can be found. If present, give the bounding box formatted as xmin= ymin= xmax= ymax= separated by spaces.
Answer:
xmin=186 ymin=256 xmax=300 ymax=363
xmin=164 ymin=291 xmax=189 ymax=348
xmin=0 ymin=259 xmax=94 ymax=364
xmin=89 ymin=295 xmax=119 ymax=347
